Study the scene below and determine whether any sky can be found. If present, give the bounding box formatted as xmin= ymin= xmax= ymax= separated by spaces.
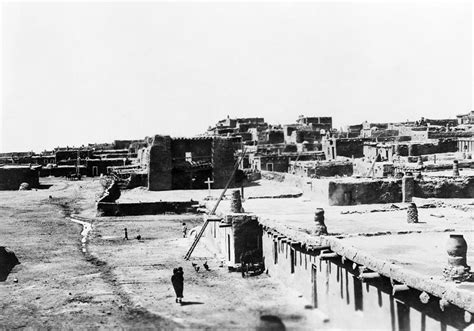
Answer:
xmin=1 ymin=1 xmax=472 ymax=153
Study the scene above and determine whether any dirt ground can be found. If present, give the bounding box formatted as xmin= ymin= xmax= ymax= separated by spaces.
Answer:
xmin=0 ymin=178 xmax=325 ymax=329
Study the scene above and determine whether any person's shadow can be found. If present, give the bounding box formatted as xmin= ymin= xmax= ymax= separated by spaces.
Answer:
xmin=180 ymin=301 xmax=204 ymax=306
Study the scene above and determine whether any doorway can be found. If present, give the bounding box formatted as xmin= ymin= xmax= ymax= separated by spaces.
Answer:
xmin=312 ymin=264 xmax=318 ymax=308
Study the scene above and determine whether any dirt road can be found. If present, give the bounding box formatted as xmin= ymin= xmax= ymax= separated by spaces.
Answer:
xmin=0 ymin=178 xmax=323 ymax=329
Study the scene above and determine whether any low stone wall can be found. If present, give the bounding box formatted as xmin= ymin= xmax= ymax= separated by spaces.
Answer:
xmin=97 ymin=201 xmax=198 ymax=216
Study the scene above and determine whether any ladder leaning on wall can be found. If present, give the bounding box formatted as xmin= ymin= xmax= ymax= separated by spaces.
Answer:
xmin=366 ymin=157 xmax=377 ymax=178
xmin=184 ymin=147 xmax=247 ymax=260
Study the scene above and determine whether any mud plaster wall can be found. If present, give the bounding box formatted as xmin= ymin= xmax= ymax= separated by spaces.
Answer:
xmin=407 ymin=140 xmax=457 ymax=156
xmin=328 ymin=180 xmax=402 ymax=206
xmin=306 ymin=162 xmax=353 ymax=177
xmin=85 ymin=159 xmax=126 ymax=177
xmin=414 ymin=177 xmax=474 ymax=199
xmin=259 ymin=156 xmax=289 ymax=172
xmin=148 ymin=136 xmax=172 ymax=191
xmin=228 ymin=214 xmax=262 ymax=263
xmin=204 ymin=220 xmax=234 ymax=263
xmin=335 ymin=139 xmax=367 ymax=158
xmin=212 ymin=138 xmax=238 ymax=188
xmin=296 ymin=130 xmax=322 ymax=144
xmin=261 ymin=233 xmax=468 ymax=330
xmin=0 ymin=167 xmax=40 ymax=190
xmin=352 ymin=161 xmax=393 ymax=178
xmin=39 ymin=166 xmax=86 ymax=177
xmin=171 ymin=139 xmax=212 ymax=161
xmin=328 ymin=177 xmax=473 ymax=205
xmin=267 ymin=130 xmax=285 ymax=144
xmin=96 ymin=201 xmax=197 ymax=216
xmin=55 ymin=150 xmax=92 ymax=163
xmin=261 ymin=171 xmax=330 ymax=204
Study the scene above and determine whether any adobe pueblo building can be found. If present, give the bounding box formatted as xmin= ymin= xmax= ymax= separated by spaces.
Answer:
xmin=137 ymin=134 xmax=241 ymax=191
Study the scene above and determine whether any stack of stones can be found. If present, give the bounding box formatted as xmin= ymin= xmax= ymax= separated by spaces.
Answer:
xmin=313 ymin=208 xmax=328 ymax=236
xmin=231 ymin=189 xmax=243 ymax=213
xmin=407 ymin=202 xmax=418 ymax=223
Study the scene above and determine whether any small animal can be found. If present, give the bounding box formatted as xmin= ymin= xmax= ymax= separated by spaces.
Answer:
xmin=191 ymin=263 xmax=200 ymax=272
xmin=136 ymin=235 xmax=142 ymax=240
xmin=203 ymin=261 xmax=210 ymax=271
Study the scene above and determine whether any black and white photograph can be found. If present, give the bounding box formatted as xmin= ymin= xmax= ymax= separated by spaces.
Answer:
xmin=1 ymin=1 xmax=473 ymax=329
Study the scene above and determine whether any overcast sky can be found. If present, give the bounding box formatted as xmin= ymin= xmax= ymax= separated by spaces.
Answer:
xmin=1 ymin=1 xmax=472 ymax=152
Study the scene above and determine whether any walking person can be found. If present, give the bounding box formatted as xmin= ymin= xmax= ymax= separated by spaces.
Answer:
xmin=171 ymin=267 xmax=184 ymax=303
xmin=182 ymin=223 xmax=188 ymax=238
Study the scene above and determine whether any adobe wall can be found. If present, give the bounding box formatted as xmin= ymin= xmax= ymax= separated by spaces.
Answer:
xmin=0 ymin=166 xmax=40 ymax=190
xmin=353 ymin=160 xmax=394 ymax=178
xmin=171 ymin=138 xmax=212 ymax=161
xmin=267 ymin=130 xmax=285 ymax=144
xmin=55 ymin=150 xmax=92 ymax=163
xmin=148 ymin=135 xmax=172 ymax=191
xmin=85 ymin=159 xmax=126 ymax=177
xmin=96 ymin=200 xmax=197 ymax=216
xmin=291 ymin=161 xmax=353 ymax=178
xmin=39 ymin=166 xmax=86 ymax=177
xmin=329 ymin=176 xmax=473 ymax=205
xmin=212 ymin=138 xmax=238 ymax=188
xmin=204 ymin=217 xmax=236 ymax=264
xmin=259 ymin=155 xmax=289 ymax=173
xmin=328 ymin=179 xmax=402 ymax=205
xmin=414 ymin=177 xmax=474 ymax=199
xmin=261 ymin=171 xmax=330 ymax=204
xmin=203 ymin=214 xmax=262 ymax=266
xmin=310 ymin=162 xmax=353 ymax=177
xmin=335 ymin=139 xmax=367 ymax=158
xmin=261 ymin=233 xmax=470 ymax=330
xmin=228 ymin=214 xmax=262 ymax=263
xmin=296 ymin=130 xmax=322 ymax=144
xmin=408 ymin=139 xmax=457 ymax=156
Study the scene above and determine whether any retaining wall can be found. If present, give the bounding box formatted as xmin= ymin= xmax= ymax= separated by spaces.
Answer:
xmin=97 ymin=200 xmax=197 ymax=216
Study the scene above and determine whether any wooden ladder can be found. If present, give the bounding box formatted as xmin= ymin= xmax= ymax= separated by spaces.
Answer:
xmin=184 ymin=147 xmax=247 ymax=260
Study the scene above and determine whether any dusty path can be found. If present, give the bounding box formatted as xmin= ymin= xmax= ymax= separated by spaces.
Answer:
xmin=87 ymin=215 xmax=325 ymax=329
xmin=1 ymin=177 xmax=325 ymax=329
xmin=0 ymin=178 xmax=177 ymax=329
